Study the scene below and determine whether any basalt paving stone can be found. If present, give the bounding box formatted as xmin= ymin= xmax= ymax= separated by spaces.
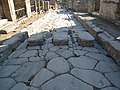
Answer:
xmin=29 ymin=87 xmax=39 ymax=90
xmin=105 ymin=72 xmax=120 ymax=88
xmin=0 ymin=78 xmax=16 ymax=90
xmin=29 ymin=57 xmax=44 ymax=62
xmin=45 ymin=51 xmax=59 ymax=61
xmin=18 ymin=50 xmax=38 ymax=58
xmin=7 ymin=58 xmax=28 ymax=65
xmin=12 ymin=61 xmax=45 ymax=82
xmin=31 ymin=68 xmax=55 ymax=87
xmin=86 ymin=52 xmax=114 ymax=62
xmin=83 ymin=47 xmax=99 ymax=53
xmin=95 ymin=61 xmax=120 ymax=73
xmin=68 ymin=56 xmax=97 ymax=69
xmin=47 ymin=57 xmax=70 ymax=74
xmin=0 ymin=65 xmax=20 ymax=77
xmin=10 ymin=83 xmax=30 ymax=90
xmin=70 ymin=68 xmax=111 ymax=88
xmin=41 ymin=74 xmax=93 ymax=90
xmin=101 ymin=87 xmax=119 ymax=90
xmin=61 ymin=50 xmax=74 ymax=59
xmin=73 ymin=50 xmax=88 ymax=56
xmin=49 ymin=46 xmax=60 ymax=51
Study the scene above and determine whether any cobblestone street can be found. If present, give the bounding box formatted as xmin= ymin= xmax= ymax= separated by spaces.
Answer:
xmin=0 ymin=10 xmax=120 ymax=90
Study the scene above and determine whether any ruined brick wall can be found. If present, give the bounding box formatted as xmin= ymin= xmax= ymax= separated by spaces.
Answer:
xmin=99 ymin=0 xmax=120 ymax=22
xmin=73 ymin=0 xmax=88 ymax=12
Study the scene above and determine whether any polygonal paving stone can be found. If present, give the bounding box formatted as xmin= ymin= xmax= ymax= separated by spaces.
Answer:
xmin=73 ymin=50 xmax=88 ymax=56
xmin=105 ymin=72 xmax=120 ymax=88
xmin=45 ymin=51 xmax=59 ymax=61
xmin=29 ymin=87 xmax=38 ymax=90
xmin=0 ymin=65 xmax=20 ymax=77
xmin=41 ymin=74 xmax=93 ymax=90
xmin=8 ymin=49 xmax=27 ymax=59
xmin=77 ymin=31 xmax=95 ymax=47
xmin=47 ymin=57 xmax=70 ymax=74
xmin=68 ymin=56 xmax=97 ymax=69
xmin=19 ymin=50 xmax=38 ymax=58
xmin=95 ymin=61 xmax=120 ymax=73
xmin=49 ymin=46 xmax=60 ymax=51
xmin=27 ymin=46 xmax=40 ymax=50
xmin=61 ymin=50 xmax=74 ymax=59
xmin=101 ymin=87 xmax=119 ymax=90
xmin=27 ymin=33 xmax=44 ymax=46
xmin=0 ymin=78 xmax=16 ymax=90
xmin=86 ymin=52 xmax=113 ymax=62
xmin=8 ymin=58 xmax=28 ymax=65
xmin=10 ymin=83 xmax=30 ymax=90
xmin=31 ymin=68 xmax=55 ymax=87
xmin=12 ymin=61 xmax=45 ymax=82
xmin=83 ymin=47 xmax=99 ymax=53
xmin=29 ymin=57 xmax=43 ymax=61
xmin=53 ymin=32 xmax=68 ymax=45
xmin=70 ymin=68 xmax=111 ymax=88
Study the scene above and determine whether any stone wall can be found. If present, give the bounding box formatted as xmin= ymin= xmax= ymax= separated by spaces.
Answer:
xmin=0 ymin=1 xmax=3 ymax=18
xmin=88 ymin=0 xmax=100 ymax=13
xmin=99 ymin=0 xmax=120 ymax=22
xmin=73 ymin=0 xmax=88 ymax=12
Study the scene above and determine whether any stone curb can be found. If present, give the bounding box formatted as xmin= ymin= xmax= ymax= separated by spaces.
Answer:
xmin=0 ymin=31 xmax=29 ymax=63
xmin=73 ymin=12 xmax=120 ymax=65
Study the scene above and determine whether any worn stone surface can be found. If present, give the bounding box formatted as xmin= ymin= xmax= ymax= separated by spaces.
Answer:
xmin=28 ymin=33 xmax=44 ymax=46
xmin=101 ymin=87 xmax=119 ymax=90
xmin=61 ymin=50 xmax=74 ymax=59
xmin=45 ymin=51 xmax=59 ymax=61
xmin=77 ymin=31 xmax=95 ymax=47
xmin=41 ymin=74 xmax=93 ymax=90
xmin=47 ymin=57 xmax=70 ymax=74
xmin=0 ymin=65 xmax=20 ymax=77
xmin=71 ymin=68 xmax=111 ymax=88
xmin=53 ymin=32 xmax=68 ymax=45
xmin=12 ymin=61 xmax=45 ymax=82
xmin=31 ymin=68 xmax=55 ymax=87
xmin=68 ymin=56 xmax=97 ymax=69
xmin=0 ymin=78 xmax=16 ymax=90
xmin=10 ymin=83 xmax=30 ymax=90
xmin=105 ymin=72 xmax=120 ymax=88
xmin=19 ymin=50 xmax=38 ymax=58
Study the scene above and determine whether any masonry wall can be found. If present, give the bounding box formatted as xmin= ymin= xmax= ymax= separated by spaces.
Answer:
xmin=99 ymin=0 xmax=120 ymax=22
xmin=73 ymin=0 xmax=88 ymax=12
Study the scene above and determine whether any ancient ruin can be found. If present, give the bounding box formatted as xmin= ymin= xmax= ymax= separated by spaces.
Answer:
xmin=0 ymin=0 xmax=120 ymax=90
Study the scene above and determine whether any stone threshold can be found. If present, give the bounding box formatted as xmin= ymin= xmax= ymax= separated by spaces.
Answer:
xmin=73 ymin=12 xmax=120 ymax=65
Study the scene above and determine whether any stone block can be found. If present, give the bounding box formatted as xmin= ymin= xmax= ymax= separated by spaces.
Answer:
xmin=27 ymin=33 xmax=44 ymax=46
xmin=77 ymin=31 xmax=95 ymax=47
xmin=53 ymin=32 xmax=68 ymax=46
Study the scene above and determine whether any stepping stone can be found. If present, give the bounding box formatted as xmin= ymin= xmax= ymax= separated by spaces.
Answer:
xmin=0 ymin=78 xmax=16 ymax=90
xmin=53 ymin=32 xmax=68 ymax=45
xmin=31 ymin=68 xmax=55 ymax=87
xmin=70 ymin=68 xmax=111 ymax=88
xmin=41 ymin=74 xmax=93 ymax=90
xmin=47 ymin=57 xmax=70 ymax=74
xmin=27 ymin=33 xmax=44 ymax=46
xmin=77 ymin=31 xmax=95 ymax=47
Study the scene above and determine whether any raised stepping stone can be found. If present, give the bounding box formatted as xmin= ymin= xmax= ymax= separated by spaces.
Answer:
xmin=53 ymin=32 xmax=68 ymax=46
xmin=41 ymin=74 xmax=93 ymax=90
xmin=77 ymin=31 xmax=95 ymax=47
xmin=27 ymin=33 xmax=44 ymax=46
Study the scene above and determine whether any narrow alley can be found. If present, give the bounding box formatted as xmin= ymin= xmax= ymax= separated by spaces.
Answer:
xmin=0 ymin=10 xmax=120 ymax=90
